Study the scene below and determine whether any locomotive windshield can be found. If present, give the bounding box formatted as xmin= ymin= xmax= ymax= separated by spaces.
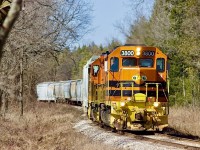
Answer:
xmin=122 ymin=58 xmax=137 ymax=67
xmin=139 ymin=58 xmax=153 ymax=67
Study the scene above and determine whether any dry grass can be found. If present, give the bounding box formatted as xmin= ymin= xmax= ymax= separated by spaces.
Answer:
xmin=2 ymin=102 xmax=199 ymax=149
xmin=169 ymin=106 xmax=200 ymax=137
xmin=0 ymin=102 xmax=119 ymax=150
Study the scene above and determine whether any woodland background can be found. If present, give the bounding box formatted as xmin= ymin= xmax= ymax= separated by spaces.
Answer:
xmin=0 ymin=0 xmax=199 ymax=116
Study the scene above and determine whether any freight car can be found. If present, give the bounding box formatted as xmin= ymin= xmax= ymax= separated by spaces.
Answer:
xmin=68 ymin=80 xmax=82 ymax=104
xmin=36 ymin=80 xmax=82 ymax=104
xmin=36 ymin=82 xmax=56 ymax=102
xmin=54 ymin=82 xmax=66 ymax=102
xmin=86 ymin=44 xmax=169 ymax=131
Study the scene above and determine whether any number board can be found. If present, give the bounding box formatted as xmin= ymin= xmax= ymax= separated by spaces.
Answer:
xmin=143 ymin=51 xmax=155 ymax=56
xmin=121 ymin=50 xmax=134 ymax=56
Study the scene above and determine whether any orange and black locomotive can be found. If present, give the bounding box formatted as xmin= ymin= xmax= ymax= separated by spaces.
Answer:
xmin=87 ymin=44 xmax=169 ymax=131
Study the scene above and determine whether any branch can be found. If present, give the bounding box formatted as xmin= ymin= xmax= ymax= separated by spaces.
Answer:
xmin=0 ymin=0 xmax=22 ymax=61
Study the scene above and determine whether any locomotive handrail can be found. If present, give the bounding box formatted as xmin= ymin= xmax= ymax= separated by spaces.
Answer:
xmin=145 ymin=82 xmax=169 ymax=102
xmin=120 ymin=82 xmax=134 ymax=100
xmin=145 ymin=83 xmax=161 ymax=102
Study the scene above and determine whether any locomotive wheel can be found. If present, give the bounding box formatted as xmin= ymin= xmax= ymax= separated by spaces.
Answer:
xmin=88 ymin=103 xmax=95 ymax=121
xmin=99 ymin=109 xmax=105 ymax=128
xmin=99 ymin=104 xmax=105 ymax=128
xmin=90 ymin=108 xmax=96 ymax=121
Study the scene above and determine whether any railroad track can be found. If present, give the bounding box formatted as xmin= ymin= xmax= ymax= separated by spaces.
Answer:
xmin=98 ymin=123 xmax=200 ymax=149
xmin=123 ymin=132 xmax=200 ymax=150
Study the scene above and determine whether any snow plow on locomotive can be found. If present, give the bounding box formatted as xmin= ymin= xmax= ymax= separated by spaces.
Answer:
xmin=86 ymin=45 xmax=169 ymax=131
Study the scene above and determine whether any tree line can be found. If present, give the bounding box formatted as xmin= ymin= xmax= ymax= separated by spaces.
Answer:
xmin=126 ymin=0 xmax=200 ymax=106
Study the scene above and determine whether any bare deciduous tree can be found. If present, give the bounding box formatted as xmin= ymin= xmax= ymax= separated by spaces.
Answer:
xmin=0 ymin=0 xmax=92 ymax=116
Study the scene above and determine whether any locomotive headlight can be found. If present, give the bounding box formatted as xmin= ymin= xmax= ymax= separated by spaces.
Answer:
xmin=136 ymin=47 xmax=141 ymax=56
xmin=153 ymin=102 xmax=160 ymax=107
xmin=120 ymin=102 xmax=126 ymax=107
xmin=136 ymin=51 xmax=141 ymax=56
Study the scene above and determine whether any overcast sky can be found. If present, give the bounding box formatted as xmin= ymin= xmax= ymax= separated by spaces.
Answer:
xmin=78 ymin=0 xmax=154 ymax=46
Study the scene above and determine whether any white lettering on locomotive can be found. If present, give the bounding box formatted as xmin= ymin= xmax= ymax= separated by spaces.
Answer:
xmin=121 ymin=50 xmax=134 ymax=56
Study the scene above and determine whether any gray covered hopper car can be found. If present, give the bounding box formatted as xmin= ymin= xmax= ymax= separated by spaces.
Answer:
xmin=70 ymin=80 xmax=82 ymax=104
xmin=54 ymin=82 xmax=64 ymax=100
xmin=36 ymin=82 xmax=56 ymax=102
xmin=63 ymin=81 xmax=71 ymax=99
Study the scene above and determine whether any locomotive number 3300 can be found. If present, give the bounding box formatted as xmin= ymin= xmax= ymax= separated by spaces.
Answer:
xmin=121 ymin=50 xmax=134 ymax=56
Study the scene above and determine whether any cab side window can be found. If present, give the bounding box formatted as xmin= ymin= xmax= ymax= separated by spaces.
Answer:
xmin=93 ymin=65 xmax=99 ymax=76
xmin=110 ymin=57 xmax=119 ymax=72
xmin=156 ymin=58 xmax=165 ymax=72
